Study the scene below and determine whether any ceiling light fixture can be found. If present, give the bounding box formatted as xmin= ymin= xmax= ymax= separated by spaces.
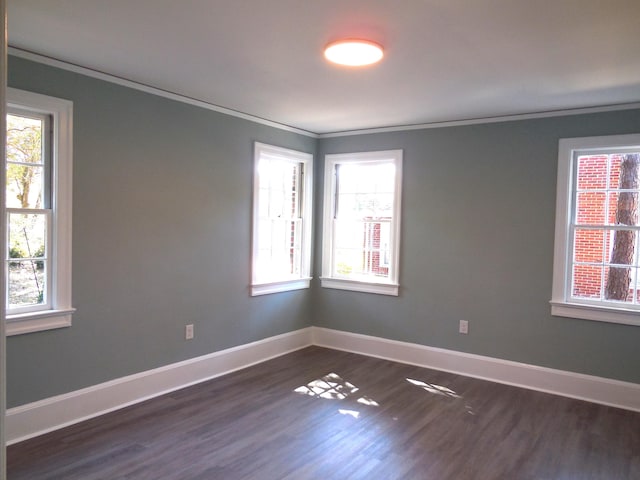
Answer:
xmin=324 ymin=39 xmax=384 ymax=67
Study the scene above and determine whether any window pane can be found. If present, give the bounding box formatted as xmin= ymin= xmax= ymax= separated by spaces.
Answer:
xmin=338 ymin=163 xmax=395 ymax=194
xmin=575 ymin=191 xmax=605 ymax=225
xmin=573 ymin=229 xmax=605 ymax=264
xmin=337 ymin=192 xmax=394 ymax=219
xmin=6 ymin=114 xmax=44 ymax=164
xmin=6 ymin=164 xmax=45 ymax=209
xmin=6 ymin=113 xmax=46 ymax=208
xmin=258 ymin=159 xmax=300 ymax=219
xmin=8 ymin=212 xmax=47 ymax=260
xmin=572 ymin=264 xmax=603 ymax=300
xmin=608 ymin=191 xmax=639 ymax=226
xmin=330 ymin=160 xmax=398 ymax=282
xmin=576 ymin=154 xmax=607 ymax=190
xmin=255 ymin=218 xmax=302 ymax=281
xmin=333 ymin=219 xmax=391 ymax=279
xmin=8 ymin=259 xmax=46 ymax=308
xmin=602 ymin=268 xmax=635 ymax=303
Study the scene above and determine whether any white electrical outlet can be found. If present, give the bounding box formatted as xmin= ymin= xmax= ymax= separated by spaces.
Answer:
xmin=459 ymin=320 xmax=469 ymax=334
xmin=185 ymin=324 xmax=194 ymax=340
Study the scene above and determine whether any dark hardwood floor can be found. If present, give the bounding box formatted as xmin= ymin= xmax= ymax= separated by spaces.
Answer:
xmin=7 ymin=346 xmax=640 ymax=479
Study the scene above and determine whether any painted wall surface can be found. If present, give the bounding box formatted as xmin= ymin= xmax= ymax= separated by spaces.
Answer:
xmin=315 ymin=111 xmax=640 ymax=384
xmin=6 ymin=54 xmax=640 ymax=409
xmin=6 ymin=56 xmax=315 ymax=407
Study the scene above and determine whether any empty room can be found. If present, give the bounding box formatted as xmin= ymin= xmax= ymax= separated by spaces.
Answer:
xmin=1 ymin=1 xmax=640 ymax=479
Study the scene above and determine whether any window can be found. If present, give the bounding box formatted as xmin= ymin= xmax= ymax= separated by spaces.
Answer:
xmin=552 ymin=134 xmax=640 ymax=326
xmin=5 ymin=88 xmax=74 ymax=335
xmin=322 ymin=150 xmax=403 ymax=296
xmin=251 ymin=143 xmax=313 ymax=295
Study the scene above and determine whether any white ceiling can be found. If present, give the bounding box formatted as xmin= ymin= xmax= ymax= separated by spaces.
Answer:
xmin=7 ymin=0 xmax=640 ymax=135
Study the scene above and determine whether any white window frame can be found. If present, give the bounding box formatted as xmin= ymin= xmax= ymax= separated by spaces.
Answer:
xmin=322 ymin=150 xmax=403 ymax=296
xmin=251 ymin=142 xmax=313 ymax=296
xmin=6 ymin=88 xmax=74 ymax=335
xmin=551 ymin=133 xmax=640 ymax=326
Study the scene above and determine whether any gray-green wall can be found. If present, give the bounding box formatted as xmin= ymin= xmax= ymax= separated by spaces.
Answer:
xmin=315 ymin=111 xmax=640 ymax=384
xmin=7 ymin=55 xmax=640 ymax=408
xmin=7 ymin=56 xmax=315 ymax=407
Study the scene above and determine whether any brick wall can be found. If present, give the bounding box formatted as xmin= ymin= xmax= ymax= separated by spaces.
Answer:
xmin=573 ymin=154 xmax=636 ymax=300
xmin=363 ymin=220 xmax=389 ymax=277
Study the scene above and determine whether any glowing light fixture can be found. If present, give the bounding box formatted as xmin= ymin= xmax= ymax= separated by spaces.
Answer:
xmin=324 ymin=39 xmax=384 ymax=66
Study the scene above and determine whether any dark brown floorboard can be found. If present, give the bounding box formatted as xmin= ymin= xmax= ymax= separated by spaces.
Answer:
xmin=7 ymin=346 xmax=640 ymax=479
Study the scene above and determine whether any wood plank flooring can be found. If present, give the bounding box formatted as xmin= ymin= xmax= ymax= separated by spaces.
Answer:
xmin=7 ymin=346 xmax=640 ymax=479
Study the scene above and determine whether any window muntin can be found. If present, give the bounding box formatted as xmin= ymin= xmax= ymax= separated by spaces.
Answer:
xmin=552 ymin=134 xmax=640 ymax=326
xmin=251 ymin=143 xmax=312 ymax=296
xmin=5 ymin=88 xmax=74 ymax=335
xmin=322 ymin=150 xmax=402 ymax=296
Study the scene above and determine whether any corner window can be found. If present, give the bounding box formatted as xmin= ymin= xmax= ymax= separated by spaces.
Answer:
xmin=5 ymin=88 xmax=74 ymax=335
xmin=251 ymin=143 xmax=313 ymax=296
xmin=322 ymin=150 xmax=403 ymax=296
xmin=552 ymin=134 xmax=640 ymax=326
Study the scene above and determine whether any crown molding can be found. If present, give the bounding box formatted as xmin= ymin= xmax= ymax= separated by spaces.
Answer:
xmin=8 ymin=47 xmax=318 ymax=138
xmin=9 ymin=47 xmax=640 ymax=140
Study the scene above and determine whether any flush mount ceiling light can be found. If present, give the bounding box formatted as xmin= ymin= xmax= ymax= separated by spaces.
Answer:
xmin=324 ymin=39 xmax=384 ymax=67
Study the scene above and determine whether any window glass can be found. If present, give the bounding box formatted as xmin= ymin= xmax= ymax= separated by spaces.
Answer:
xmin=322 ymin=150 xmax=402 ymax=296
xmin=5 ymin=88 xmax=74 ymax=335
xmin=552 ymin=134 xmax=640 ymax=326
xmin=251 ymin=143 xmax=312 ymax=296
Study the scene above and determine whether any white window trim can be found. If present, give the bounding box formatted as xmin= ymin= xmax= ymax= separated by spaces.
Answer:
xmin=251 ymin=142 xmax=313 ymax=296
xmin=321 ymin=149 xmax=403 ymax=296
xmin=6 ymin=88 xmax=75 ymax=335
xmin=551 ymin=133 xmax=640 ymax=326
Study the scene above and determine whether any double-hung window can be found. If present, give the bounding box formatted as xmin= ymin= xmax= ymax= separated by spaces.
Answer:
xmin=251 ymin=143 xmax=313 ymax=295
xmin=5 ymin=88 xmax=74 ymax=335
xmin=552 ymin=133 xmax=640 ymax=326
xmin=322 ymin=150 xmax=403 ymax=296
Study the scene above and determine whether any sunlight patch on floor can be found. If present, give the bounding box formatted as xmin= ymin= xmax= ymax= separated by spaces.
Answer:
xmin=294 ymin=373 xmax=381 ymax=418
xmin=406 ymin=378 xmax=461 ymax=398
xmin=294 ymin=372 xmax=359 ymax=400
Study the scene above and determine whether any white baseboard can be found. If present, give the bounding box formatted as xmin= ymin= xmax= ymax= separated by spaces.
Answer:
xmin=311 ymin=327 xmax=640 ymax=412
xmin=6 ymin=327 xmax=313 ymax=445
xmin=8 ymin=325 xmax=640 ymax=445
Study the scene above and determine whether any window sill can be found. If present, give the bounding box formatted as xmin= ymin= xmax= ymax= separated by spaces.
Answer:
xmin=6 ymin=308 xmax=76 ymax=336
xmin=251 ymin=278 xmax=311 ymax=296
xmin=321 ymin=277 xmax=399 ymax=296
xmin=550 ymin=301 xmax=640 ymax=327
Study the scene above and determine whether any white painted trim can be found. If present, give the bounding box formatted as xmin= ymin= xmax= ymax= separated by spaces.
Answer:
xmin=6 ymin=327 xmax=313 ymax=445
xmin=551 ymin=301 xmax=640 ymax=326
xmin=311 ymin=327 xmax=640 ymax=412
xmin=251 ymin=278 xmax=311 ymax=296
xmin=320 ymin=278 xmax=398 ymax=296
xmin=8 ymin=47 xmax=318 ymax=138
xmin=319 ymin=103 xmax=640 ymax=138
xmin=6 ymin=309 xmax=73 ymax=336
xmin=7 ymin=325 xmax=640 ymax=445
xmin=11 ymin=48 xmax=640 ymax=140
xmin=1 ymin=0 xmax=8 ymax=475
